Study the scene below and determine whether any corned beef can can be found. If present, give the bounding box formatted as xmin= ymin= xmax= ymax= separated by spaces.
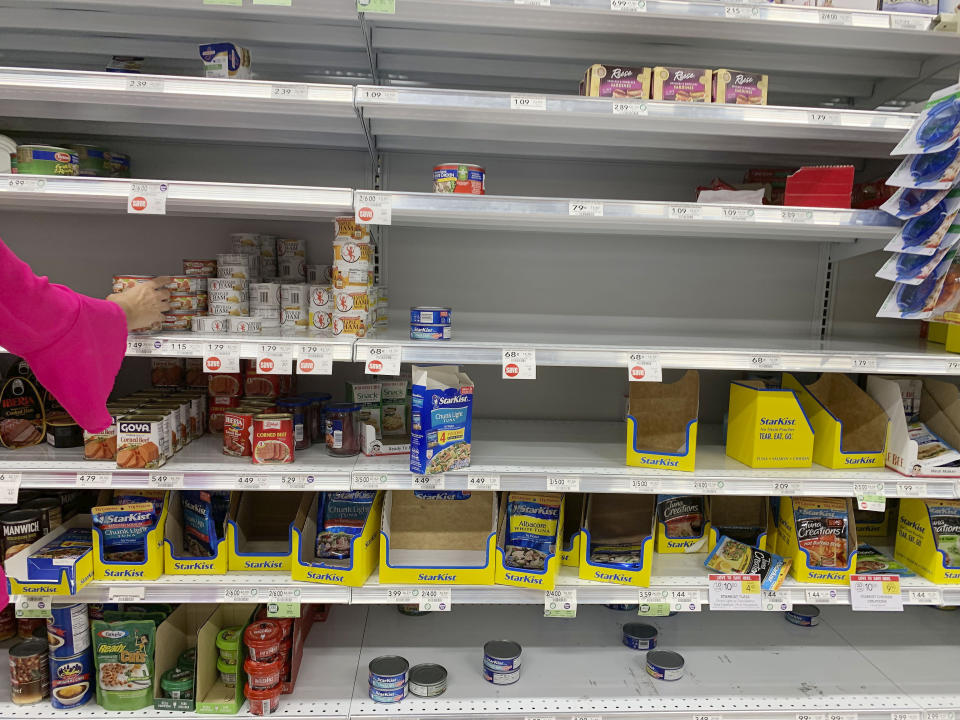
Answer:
xmin=433 ymin=163 xmax=485 ymax=194
xmin=223 ymin=409 xmax=255 ymax=457
xmin=252 ymin=414 xmax=294 ymax=464
xmin=183 ymin=259 xmax=217 ymax=277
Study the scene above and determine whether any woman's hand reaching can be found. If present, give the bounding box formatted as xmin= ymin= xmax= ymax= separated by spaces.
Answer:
xmin=107 ymin=276 xmax=172 ymax=331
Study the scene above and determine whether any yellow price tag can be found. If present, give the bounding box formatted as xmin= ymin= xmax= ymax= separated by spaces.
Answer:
xmin=741 ymin=579 xmax=760 ymax=594
xmin=882 ymin=581 xmax=900 ymax=595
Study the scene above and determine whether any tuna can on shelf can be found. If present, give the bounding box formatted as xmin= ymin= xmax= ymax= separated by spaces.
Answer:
xmin=411 ymin=306 xmax=452 ymax=325
xmin=483 ymin=640 xmax=521 ymax=673
xmin=645 ymin=650 xmax=684 ymax=681
xmin=16 ymin=145 xmax=79 ymax=176
xmin=622 ymin=622 xmax=658 ymax=650
xmin=369 ymin=655 xmax=409 ymax=692
xmin=785 ymin=605 xmax=820 ymax=627
xmin=433 ymin=163 xmax=485 ymax=194
xmin=408 ymin=663 xmax=447 ymax=698
xmin=410 ymin=324 xmax=451 ymax=341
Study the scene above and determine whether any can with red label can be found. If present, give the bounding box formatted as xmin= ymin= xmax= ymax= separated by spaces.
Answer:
xmin=433 ymin=163 xmax=485 ymax=194
xmin=252 ymin=414 xmax=295 ymax=464
xmin=223 ymin=409 xmax=255 ymax=457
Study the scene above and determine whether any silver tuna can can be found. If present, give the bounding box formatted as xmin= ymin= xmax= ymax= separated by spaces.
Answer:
xmin=408 ymin=663 xmax=447 ymax=697
xmin=622 ymin=622 xmax=658 ymax=650
xmin=646 ymin=650 xmax=684 ymax=681
xmin=785 ymin=605 xmax=820 ymax=627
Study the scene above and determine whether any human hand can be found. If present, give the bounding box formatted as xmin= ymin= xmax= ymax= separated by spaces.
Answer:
xmin=107 ymin=276 xmax=171 ymax=331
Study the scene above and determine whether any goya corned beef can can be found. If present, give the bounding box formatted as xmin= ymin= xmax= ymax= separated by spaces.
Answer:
xmin=433 ymin=163 xmax=485 ymax=194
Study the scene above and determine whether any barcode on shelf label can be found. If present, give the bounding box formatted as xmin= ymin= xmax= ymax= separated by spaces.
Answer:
xmin=850 ymin=356 xmax=879 ymax=371
xmin=4 ymin=177 xmax=46 ymax=192
xmin=628 ymin=352 xmax=662 ymax=382
xmin=127 ymin=182 xmax=167 ymax=215
xmin=0 ymin=473 xmax=21 ymax=504
xmin=750 ymin=354 xmax=782 ymax=369
xmin=411 ymin=474 xmax=445 ymax=490
xmin=280 ymin=474 xmax=313 ymax=489
xmin=908 ymin=589 xmax=944 ymax=605
xmin=361 ymin=345 xmax=401 ymax=375
xmin=236 ymin=475 xmax=269 ymax=489
xmin=569 ymin=201 xmax=603 ymax=217
xmin=807 ymin=111 xmax=841 ymax=125
xmin=467 ymin=473 xmax=501 ymax=491
xmin=203 ymin=342 xmax=241 ymax=373
xmin=896 ymin=481 xmax=927 ymax=497
xmin=297 ymin=344 xmax=334 ymax=375
xmin=510 ymin=94 xmax=547 ymax=111
xmin=270 ymin=85 xmax=308 ymax=100
xmin=76 ymin=472 xmax=112 ymax=488
xmin=781 ymin=209 xmax=814 ymax=224
xmin=805 ymin=588 xmax=842 ymax=604
xmin=108 ymin=586 xmax=145 ymax=603
xmin=611 ymin=0 xmax=646 ymax=9
xmin=612 ymin=101 xmax=648 ymax=115
xmin=352 ymin=472 xmax=388 ymax=489
xmin=126 ymin=77 xmax=164 ymax=93
xmin=850 ymin=574 xmax=903 ymax=612
xmin=256 ymin=344 xmax=293 ymax=375
xmin=771 ymin=481 xmax=801 ymax=495
xmin=719 ymin=207 xmax=755 ymax=221
xmin=502 ymin=349 xmax=536 ymax=380
xmin=692 ymin=479 xmax=723 ymax=493
xmin=160 ymin=340 xmax=199 ymax=355
xmin=15 ymin=596 xmax=52 ymax=619
xmin=148 ymin=472 xmax=184 ymax=489
xmin=668 ymin=205 xmax=703 ymax=221
xmin=220 ymin=587 xmax=259 ymax=603
xmin=358 ymin=87 xmax=399 ymax=103
xmin=544 ymin=589 xmax=577 ymax=618
xmin=126 ymin=339 xmax=155 ymax=355
xmin=546 ymin=476 xmax=580 ymax=492
xmin=891 ymin=14 xmax=929 ymax=29
xmin=763 ymin=590 xmax=792 ymax=611
xmin=355 ymin=191 xmax=392 ymax=226
xmin=945 ymin=360 xmax=960 ymax=373
xmin=626 ymin=478 xmax=661 ymax=492
xmin=708 ymin=574 xmax=762 ymax=611
xmin=819 ymin=9 xmax=853 ymax=24
xmin=419 ymin=588 xmax=451 ymax=611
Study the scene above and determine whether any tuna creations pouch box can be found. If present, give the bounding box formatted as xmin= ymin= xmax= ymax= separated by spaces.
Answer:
xmin=896 ymin=498 xmax=960 ymax=583
xmin=626 ymin=370 xmax=698 ymax=471
xmin=410 ymin=365 xmax=474 ymax=474
xmin=706 ymin=496 xmax=771 ymax=552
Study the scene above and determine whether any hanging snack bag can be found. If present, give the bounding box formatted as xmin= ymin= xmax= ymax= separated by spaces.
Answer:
xmin=877 ymin=248 xmax=956 ymax=319
xmin=875 ymin=243 xmax=954 ymax=284
xmin=883 ymin=200 xmax=960 ymax=255
xmin=91 ymin=503 xmax=158 ymax=563
xmin=792 ymin=498 xmax=850 ymax=569
xmin=892 ymin=84 xmax=960 ymax=156
xmin=888 ymin=143 xmax=960 ymax=190
xmin=704 ymin=536 xmax=791 ymax=591
xmin=91 ymin=619 xmax=155 ymax=710
xmin=181 ymin=490 xmax=220 ymax=557
xmin=502 ymin=493 xmax=561 ymax=571
xmin=881 ymin=186 xmax=952 ymax=219
xmin=315 ymin=491 xmax=376 ymax=560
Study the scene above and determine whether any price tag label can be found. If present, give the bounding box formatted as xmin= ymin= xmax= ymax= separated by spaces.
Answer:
xmin=781 ymin=208 xmax=814 ymax=224
xmin=611 ymin=0 xmax=646 ymax=9
xmin=719 ymin=207 xmax=756 ymax=221
xmin=411 ymin=474 xmax=445 ymax=490
xmin=4 ymin=177 xmax=46 ymax=192
xmin=892 ymin=715 xmax=920 ymax=720
xmin=637 ymin=589 xmax=669 ymax=603
xmin=358 ymin=87 xmax=399 ymax=103
xmin=385 ymin=588 xmax=416 ymax=603
xmin=236 ymin=475 xmax=269 ymax=489
xmin=891 ymin=14 xmax=929 ymax=29
xmin=219 ymin=587 xmax=259 ymax=603
xmin=724 ymin=5 xmax=752 ymax=18
xmin=352 ymin=472 xmax=388 ymax=490
xmin=762 ymin=590 xmax=792 ymax=611
xmin=203 ymin=342 xmax=240 ymax=373
xmin=924 ymin=713 xmax=955 ymax=720
xmin=692 ymin=479 xmax=724 ymax=493
xmin=0 ymin=473 xmax=21 ymax=504
xmin=361 ymin=345 xmax=401 ymax=375
xmin=502 ymin=349 xmax=536 ymax=380
xmin=546 ymin=476 xmax=580 ymax=492
xmin=108 ymin=586 xmax=146 ymax=603
xmin=612 ymin=101 xmax=648 ymax=115
xmin=805 ymin=588 xmax=842 ymax=604
xmin=148 ymin=472 xmax=184 ymax=489
xmin=510 ymin=94 xmax=547 ymax=111
xmin=693 ymin=715 xmax=722 ymax=720
xmin=419 ymin=588 xmax=451 ymax=612
xmin=355 ymin=191 xmax=392 ymax=226
xmin=125 ymin=77 xmax=164 ymax=93
xmin=750 ymin=354 xmax=782 ymax=370
xmin=627 ymin=352 xmax=662 ymax=382
xmin=896 ymin=481 xmax=926 ymax=497
xmin=127 ymin=182 xmax=167 ymax=215
xmin=569 ymin=201 xmax=603 ymax=217
xmin=771 ymin=481 xmax=801 ymax=495
xmin=15 ymin=596 xmax=52 ymax=619
xmin=544 ymin=589 xmax=577 ymax=618
xmin=708 ymin=574 xmax=762 ymax=611
xmin=279 ymin=474 xmax=313 ymax=490
xmin=626 ymin=478 xmax=661 ymax=493
xmin=297 ymin=344 xmax=333 ymax=375
xmin=819 ymin=9 xmax=853 ymax=24
xmin=945 ymin=360 xmax=960 ymax=373
xmin=850 ymin=356 xmax=879 ymax=371
xmin=850 ymin=574 xmax=902 ymax=611
xmin=807 ymin=111 xmax=842 ymax=125
xmin=76 ymin=472 xmax=112 ymax=488
xmin=908 ymin=588 xmax=944 ymax=605
xmin=270 ymin=85 xmax=308 ymax=100
xmin=796 ymin=715 xmax=826 ymax=720
xmin=255 ymin=343 xmax=293 ymax=375
xmin=826 ymin=715 xmax=857 ymax=720
xmin=126 ymin=339 xmax=155 ymax=355
xmin=159 ymin=340 xmax=198 ymax=355
xmin=358 ymin=0 xmax=396 ymax=13
xmin=668 ymin=205 xmax=703 ymax=221
xmin=667 ymin=589 xmax=703 ymax=612
xmin=637 ymin=602 xmax=671 ymax=616
xmin=514 ymin=0 xmax=550 ymax=5
xmin=855 ymin=482 xmax=885 ymax=512
xmin=467 ymin=473 xmax=501 ymax=491
xmin=267 ymin=602 xmax=301 ymax=618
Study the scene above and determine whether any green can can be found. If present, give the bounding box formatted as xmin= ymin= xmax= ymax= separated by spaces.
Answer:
xmin=160 ymin=667 xmax=194 ymax=700
xmin=67 ymin=145 xmax=108 ymax=177
xmin=15 ymin=145 xmax=79 ymax=176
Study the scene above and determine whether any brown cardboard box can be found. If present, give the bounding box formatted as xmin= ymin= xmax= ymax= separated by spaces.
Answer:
xmin=707 ymin=496 xmax=771 ymax=551
xmin=628 ymin=370 xmax=699 ymax=453
xmin=195 ymin=604 xmax=258 ymax=714
xmin=921 ymin=377 xmax=960 ymax=450
xmin=578 ymin=493 xmax=656 ymax=585
xmin=806 ymin=373 xmax=887 ymax=453
xmin=154 ymin=604 xmax=217 ymax=711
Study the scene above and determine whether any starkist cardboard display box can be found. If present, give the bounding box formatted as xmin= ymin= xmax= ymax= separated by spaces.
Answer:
xmin=494 ymin=492 xmax=565 ymax=590
xmin=706 ymin=496 xmax=772 ymax=552
xmin=226 ymin=491 xmax=310 ymax=572
xmin=578 ymin=493 xmax=656 ymax=587
xmin=561 ymin=493 xmax=585 ymax=567
xmin=626 ymin=370 xmax=699 ymax=471
xmin=163 ymin=490 xmax=228 ymax=575
xmin=726 ymin=379 xmax=814 ymax=468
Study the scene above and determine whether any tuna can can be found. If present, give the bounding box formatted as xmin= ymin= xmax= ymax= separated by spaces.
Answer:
xmin=252 ymin=413 xmax=295 ymax=464
xmin=226 ymin=316 xmax=262 ymax=334
xmin=9 ymin=638 xmax=50 ymax=705
xmin=49 ymin=649 xmax=93 ymax=708
xmin=409 ymin=663 xmax=447 ymax=697
xmin=369 ymin=685 xmax=407 ymax=703
xmin=433 ymin=163 xmax=485 ymax=194
xmin=605 ymin=604 xmax=639 ymax=611
xmin=368 ymin=655 xmax=409 ymax=690
xmin=22 ymin=497 xmax=62 ymax=534
xmin=483 ymin=639 xmax=522 ymax=672
xmin=2 ymin=509 xmax=42 ymax=560
xmin=622 ymin=622 xmax=658 ymax=650
xmin=162 ymin=311 xmax=195 ymax=331
xmin=183 ymin=259 xmax=217 ymax=277
xmin=411 ymin=306 xmax=452 ymax=325
xmin=410 ymin=324 xmax=451 ymax=341
xmin=169 ymin=293 xmax=200 ymax=312
xmin=482 ymin=665 xmax=519 ymax=685
xmin=16 ymin=145 xmax=79 ymax=176
xmin=223 ymin=409 xmax=255 ymax=457
xmin=165 ymin=276 xmax=204 ymax=293
xmin=645 ymin=650 xmax=684 ymax=681
xmin=105 ymin=151 xmax=130 ymax=178
xmin=192 ymin=316 xmax=228 ymax=333
xmin=217 ymin=264 xmax=252 ymax=280
xmin=47 ymin=603 xmax=90 ymax=658
xmin=785 ymin=605 xmax=820 ymax=627
xmin=68 ymin=145 xmax=107 ymax=177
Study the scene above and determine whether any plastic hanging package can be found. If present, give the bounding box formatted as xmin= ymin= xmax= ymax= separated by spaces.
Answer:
xmin=892 ymin=83 xmax=960 ymax=156
xmin=881 ymin=186 xmax=953 ymax=220
xmin=502 ymin=493 xmax=561 ymax=570
xmin=181 ymin=490 xmax=219 ymax=557
xmin=877 ymin=248 xmax=956 ymax=319
xmin=883 ymin=199 xmax=960 ymax=255
xmin=875 ymin=243 xmax=954 ymax=285
xmin=888 ymin=142 xmax=960 ymax=190
xmin=315 ymin=491 xmax=376 ymax=559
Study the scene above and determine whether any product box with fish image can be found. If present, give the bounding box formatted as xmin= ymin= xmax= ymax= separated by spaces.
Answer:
xmin=895 ymin=498 xmax=960 ymax=583
xmin=626 ymin=370 xmax=698 ymax=471
xmin=778 ymin=496 xmax=859 ymax=584
xmin=410 ymin=364 xmax=474 ymax=474
xmin=725 ymin=379 xmax=814 ymax=468
xmin=495 ymin=492 xmax=565 ymax=590
xmin=578 ymin=493 xmax=656 ymax=587
xmin=163 ymin=490 xmax=229 ymax=576
xmin=226 ymin=491 xmax=310 ymax=572
xmin=92 ymin=489 xmax=168 ymax=582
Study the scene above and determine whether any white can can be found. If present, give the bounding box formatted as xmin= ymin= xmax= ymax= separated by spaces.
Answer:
xmin=277 ymin=237 xmax=306 ymax=258
xmin=332 ymin=311 xmax=367 ymax=337
xmin=208 ymin=288 xmax=248 ymax=304
xmin=251 ymin=305 xmax=282 ymax=321
xmin=227 ymin=316 xmax=262 ymax=334
xmin=192 ymin=316 xmax=228 ymax=333
xmin=217 ymin=264 xmax=251 ymax=280
xmin=208 ymin=278 xmax=248 ymax=293
xmin=333 ymin=237 xmax=373 ymax=269
xmin=307 ymin=264 xmax=332 ymax=284
xmin=229 ymin=233 xmax=260 ymax=252
xmin=309 ymin=285 xmax=334 ymax=311
xmin=280 ymin=307 xmax=309 ymax=329
xmin=258 ymin=234 xmax=277 ymax=258
xmin=281 ymin=283 xmax=309 ymax=309
xmin=334 ymin=216 xmax=370 ymax=241
xmin=332 ymin=266 xmax=373 ymax=289
xmin=334 ymin=289 xmax=371 ymax=313
xmin=250 ymin=282 xmax=281 ymax=307
xmin=310 ymin=310 xmax=332 ymax=333
xmin=209 ymin=301 xmax=249 ymax=316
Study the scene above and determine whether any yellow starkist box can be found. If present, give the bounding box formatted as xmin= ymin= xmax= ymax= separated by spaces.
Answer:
xmin=626 ymin=370 xmax=699 ymax=471
xmin=777 ymin=496 xmax=858 ymax=585
xmin=944 ymin=322 xmax=960 ymax=352
xmin=895 ymin=498 xmax=960 ymax=584
xmin=654 ymin=495 xmax=709 ymax=554
xmin=560 ymin=493 xmax=585 ymax=568
xmin=928 ymin=321 xmax=948 ymax=344
xmin=292 ymin=492 xmax=383 ymax=587
xmin=578 ymin=494 xmax=655 ymax=587
xmin=92 ymin=491 xmax=168 ymax=582
xmin=705 ymin=496 xmax=770 ymax=553
xmin=163 ymin=491 xmax=228 ymax=575
xmin=379 ymin=490 xmax=498 ymax=585
xmin=6 ymin=516 xmax=94 ymax=596
xmin=782 ymin=373 xmax=888 ymax=470
xmin=226 ymin=491 xmax=310 ymax=572
xmin=725 ymin=380 xmax=814 ymax=468
xmin=494 ymin=492 xmax=564 ymax=590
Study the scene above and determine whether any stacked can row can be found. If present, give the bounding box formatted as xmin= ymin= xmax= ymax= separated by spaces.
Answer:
xmin=331 ymin=216 xmax=387 ymax=337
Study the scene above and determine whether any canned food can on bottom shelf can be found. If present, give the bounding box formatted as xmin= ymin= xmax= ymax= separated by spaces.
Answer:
xmin=433 ymin=163 xmax=485 ymax=194
xmin=397 ymin=604 xmax=429 ymax=617
xmin=645 ymin=650 xmax=684 ymax=681
xmin=2 ymin=509 xmax=42 ymax=560
xmin=49 ymin=649 xmax=94 ymax=709
xmin=410 ymin=324 xmax=452 ymax=341
xmin=9 ymin=638 xmax=50 ymax=705
xmin=411 ymin=306 xmax=452 ymax=325
xmin=785 ymin=605 xmax=821 ymax=627
xmin=16 ymin=145 xmax=79 ymax=176
xmin=368 ymin=655 xmax=409 ymax=690
xmin=369 ymin=685 xmax=407 ymax=703
xmin=483 ymin=640 xmax=522 ymax=672
xmin=622 ymin=622 xmax=658 ymax=650
xmin=482 ymin=665 xmax=519 ymax=685
xmin=47 ymin=603 xmax=90 ymax=659
xmin=408 ymin=663 xmax=447 ymax=697
xmin=332 ymin=313 xmax=366 ymax=337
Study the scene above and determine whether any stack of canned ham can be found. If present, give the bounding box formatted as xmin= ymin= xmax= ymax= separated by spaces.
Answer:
xmin=331 ymin=216 xmax=386 ymax=338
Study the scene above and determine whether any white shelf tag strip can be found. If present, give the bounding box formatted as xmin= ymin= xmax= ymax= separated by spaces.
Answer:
xmin=708 ymin=573 xmax=762 ymax=610
xmin=850 ymin=574 xmax=903 ymax=612
xmin=569 ymin=200 xmax=603 ymax=216
xmin=15 ymin=596 xmax=52 ymax=619
xmin=361 ymin=345 xmax=401 ymax=375
xmin=109 ymin=586 xmax=146 ymax=603
xmin=160 ymin=340 xmax=199 ymax=355
xmin=126 ymin=338 xmax=155 ymax=355
xmin=411 ymin=474 xmax=445 ymax=490
xmin=891 ymin=14 xmax=929 ymax=29
xmin=945 ymin=359 xmax=960 ymax=373
xmin=3 ymin=176 xmax=46 ymax=192
xmin=892 ymin=713 xmax=921 ymax=720
xmin=826 ymin=714 xmax=857 ymax=720
xmin=896 ymin=481 xmax=927 ymax=497
xmin=796 ymin=714 xmax=826 ymax=720
xmin=805 ymin=587 xmax=844 ymax=604
xmin=807 ymin=111 xmax=841 ymax=125
xmin=256 ymin=343 xmax=294 ymax=375
xmin=76 ymin=472 xmax=112 ymax=488
xmin=127 ymin=182 xmax=167 ymax=215
xmin=203 ymin=342 xmax=241 ymax=373
xmin=924 ymin=712 xmax=956 ymax=720
xmin=668 ymin=205 xmax=703 ymax=221
xmin=611 ymin=0 xmax=646 ymax=10
xmin=510 ymin=94 xmax=547 ymax=111
xmin=781 ymin=208 xmax=814 ymax=224
xmin=855 ymin=482 xmax=886 ymax=512
xmin=668 ymin=589 xmax=703 ymax=611
xmin=612 ymin=100 xmax=648 ymax=115
xmin=236 ymin=474 xmax=269 ymax=489
xmin=503 ymin=349 xmax=536 ymax=379
xmin=352 ymin=472 xmax=388 ymax=490
xmin=818 ymin=9 xmax=853 ymax=24
xmin=626 ymin=478 xmax=661 ymax=492
xmin=297 ymin=344 xmax=334 ymax=375
xmin=750 ymin=353 xmax=782 ymax=369
xmin=148 ymin=472 xmax=184 ymax=489
xmin=220 ymin=587 xmax=260 ymax=603
xmin=907 ymin=588 xmax=944 ymax=605
xmin=544 ymin=589 xmax=577 ymax=618
xmin=358 ymin=87 xmax=399 ymax=103
xmin=546 ymin=475 xmax=580 ymax=492
xmin=628 ymin=352 xmax=662 ymax=382
xmin=849 ymin=356 xmax=879 ymax=371
xmin=279 ymin=474 xmax=313 ymax=489
xmin=467 ymin=473 xmax=501 ymax=491
xmin=719 ymin=207 xmax=756 ymax=221
xmin=270 ymin=84 xmax=308 ymax=100
xmin=692 ymin=479 xmax=724 ymax=493
xmin=771 ymin=480 xmax=801 ymax=495
xmin=355 ymin=191 xmax=392 ymax=226
xmin=762 ymin=590 xmax=792 ymax=611
xmin=126 ymin=77 xmax=164 ymax=93
xmin=419 ymin=588 xmax=451 ymax=611
xmin=0 ymin=472 xmax=21 ymax=504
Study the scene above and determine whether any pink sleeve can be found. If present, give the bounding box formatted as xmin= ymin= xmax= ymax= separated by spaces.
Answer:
xmin=0 ymin=239 xmax=127 ymax=433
